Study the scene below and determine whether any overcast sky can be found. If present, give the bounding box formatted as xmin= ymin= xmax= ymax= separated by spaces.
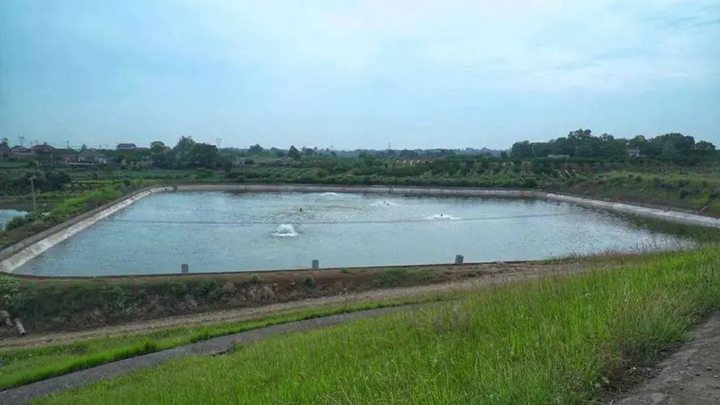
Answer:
xmin=1 ymin=0 xmax=718 ymax=150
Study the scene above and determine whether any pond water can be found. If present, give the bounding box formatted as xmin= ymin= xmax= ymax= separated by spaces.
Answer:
xmin=0 ymin=209 xmax=26 ymax=230
xmin=14 ymin=191 xmax=697 ymax=276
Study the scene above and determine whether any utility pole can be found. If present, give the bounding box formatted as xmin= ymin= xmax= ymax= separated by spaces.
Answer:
xmin=29 ymin=175 xmax=38 ymax=217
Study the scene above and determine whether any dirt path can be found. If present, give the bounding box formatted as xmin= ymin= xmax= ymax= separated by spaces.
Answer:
xmin=615 ymin=313 xmax=720 ymax=404
xmin=0 ymin=306 xmax=409 ymax=405
xmin=0 ymin=262 xmax=585 ymax=348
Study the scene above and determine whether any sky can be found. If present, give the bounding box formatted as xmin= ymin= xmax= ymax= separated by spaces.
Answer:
xmin=1 ymin=0 xmax=719 ymax=150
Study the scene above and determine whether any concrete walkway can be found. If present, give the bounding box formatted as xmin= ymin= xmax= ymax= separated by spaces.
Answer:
xmin=0 ymin=306 xmax=407 ymax=405
xmin=616 ymin=313 xmax=720 ymax=404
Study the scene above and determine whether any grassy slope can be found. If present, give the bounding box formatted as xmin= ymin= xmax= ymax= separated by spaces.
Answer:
xmin=38 ymin=248 xmax=720 ymax=404
xmin=0 ymin=294 xmax=445 ymax=390
xmin=560 ymin=170 xmax=720 ymax=217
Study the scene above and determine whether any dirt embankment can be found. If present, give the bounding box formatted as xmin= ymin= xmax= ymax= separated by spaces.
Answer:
xmin=1 ymin=263 xmax=491 ymax=336
xmin=1 ymin=257 xmax=628 ymax=348
xmin=0 ymin=254 xmax=649 ymax=344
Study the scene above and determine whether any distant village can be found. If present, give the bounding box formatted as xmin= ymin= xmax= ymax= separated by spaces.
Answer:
xmin=0 ymin=139 xmax=168 ymax=167
xmin=0 ymin=137 xmax=504 ymax=167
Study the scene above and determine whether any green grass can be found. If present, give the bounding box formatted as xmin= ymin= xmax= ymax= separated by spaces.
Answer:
xmin=377 ymin=268 xmax=433 ymax=287
xmin=0 ymin=294 xmax=446 ymax=391
xmin=38 ymin=248 xmax=720 ymax=404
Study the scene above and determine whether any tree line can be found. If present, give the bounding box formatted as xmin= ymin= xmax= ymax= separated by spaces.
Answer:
xmin=511 ymin=130 xmax=717 ymax=160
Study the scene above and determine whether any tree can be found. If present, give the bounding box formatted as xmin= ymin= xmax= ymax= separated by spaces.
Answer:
xmin=150 ymin=141 xmax=165 ymax=151
xmin=173 ymin=136 xmax=196 ymax=167
xmin=567 ymin=129 xmax=592 ymax=140
xmin=174 ymin=136 xmax=196 ymax=153
xmin=653 ymin=133 xmax=694 ymax=159
xmin=358 ymin=151 xmax=377 ymax=167
xmin=46 ymin=170 xmax=71 ymax=190
xmin=248 ymin=144 xmax=264 ymax=155
xmin=154 ymin=136 xmax=226 ymax=169
xmin=190 ymin=143 xmax=221 ymax=168
xmin=694 ymin=141 xmax=716 ymax=152
xmin=288 ymin=145 xmax=301 ymax=160
xmin=510 ymin=141 xmax=534 ymax=159
xmin=0 ymin=137 xmax=8 ymax=161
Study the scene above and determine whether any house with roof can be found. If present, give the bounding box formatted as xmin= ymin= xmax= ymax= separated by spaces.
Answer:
xmin=79 ymin=150 xmax=109 ymax=164
xmin=30 ymin=143 xmax=56 ymax=154
xmin=9 ymin=146 xmax=33 ymax=158
xmin=116 ymin=143 xmax=138 ymax=151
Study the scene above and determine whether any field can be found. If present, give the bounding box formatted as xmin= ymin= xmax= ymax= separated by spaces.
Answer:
xmin=33 ymin=248 xmax=720 ymax=404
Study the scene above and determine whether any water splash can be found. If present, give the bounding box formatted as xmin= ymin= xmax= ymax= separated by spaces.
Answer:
xmin=273 ymin=224 xmax=298 ymax=237
xmin=424 ymin=214 xmax=460 ymax=220
xmin=320 ymin=192 xmax=340 ymax=197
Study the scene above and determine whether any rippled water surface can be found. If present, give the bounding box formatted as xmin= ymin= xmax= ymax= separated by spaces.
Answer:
xmin=15 ymin=191 xmax=696 ymax=276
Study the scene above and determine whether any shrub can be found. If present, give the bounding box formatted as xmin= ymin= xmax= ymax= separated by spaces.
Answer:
xmin=0 ymin=274 xmax=20 ymax=310
xmin=4 ymin=214 xmax=35 ymax=231
xmin=522 ymin=178 xmax=538 ymax=188
xmin=302 ymin=276 xmax=317 ymax=289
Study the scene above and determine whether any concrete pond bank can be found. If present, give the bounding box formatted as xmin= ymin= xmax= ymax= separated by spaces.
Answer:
xmin=0 ymin=186 xmax=172 ymax=274
xmin=2 ymin=184 xmax=719 ymax=275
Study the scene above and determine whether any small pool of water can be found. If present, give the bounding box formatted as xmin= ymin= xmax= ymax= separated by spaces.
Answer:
xmin=0 ymin=209 xmax=27 ymax=230
xmin=14 ymin=192 xmax=697 ymax=276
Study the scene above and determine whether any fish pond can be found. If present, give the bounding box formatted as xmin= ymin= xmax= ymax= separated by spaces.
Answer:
xmin=13 ymin=191 xmax=702 ymax=276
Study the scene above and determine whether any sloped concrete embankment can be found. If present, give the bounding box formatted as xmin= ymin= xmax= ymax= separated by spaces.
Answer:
xmin=0 ymin=186 xmax=172 ymax=274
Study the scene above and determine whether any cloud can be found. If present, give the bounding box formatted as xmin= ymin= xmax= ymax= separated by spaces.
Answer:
xmin=1 ymin=0 xmax=718 ymax=147
xmin=168 ymin=0 xmax=719 ymax=93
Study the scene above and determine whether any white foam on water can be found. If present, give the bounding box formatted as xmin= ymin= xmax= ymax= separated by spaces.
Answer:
xmin=424 ymin=214 xmax=460 ymax=220
xmin=320 ymin=192 xmax=340 ymax=197
xmin=272 ymin=223 xmax=298 ymax=237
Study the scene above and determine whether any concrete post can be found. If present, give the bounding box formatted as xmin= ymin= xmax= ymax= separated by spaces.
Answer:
xmin=181 ymin=263 xmax=189 ymax=273
xmin=311 ymin=259 xmax=320 ymax=269
xmin=455 ymin=254 xmax=464 ymax=264
xmin=14 ymin=318 xmax=26 ymax=336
